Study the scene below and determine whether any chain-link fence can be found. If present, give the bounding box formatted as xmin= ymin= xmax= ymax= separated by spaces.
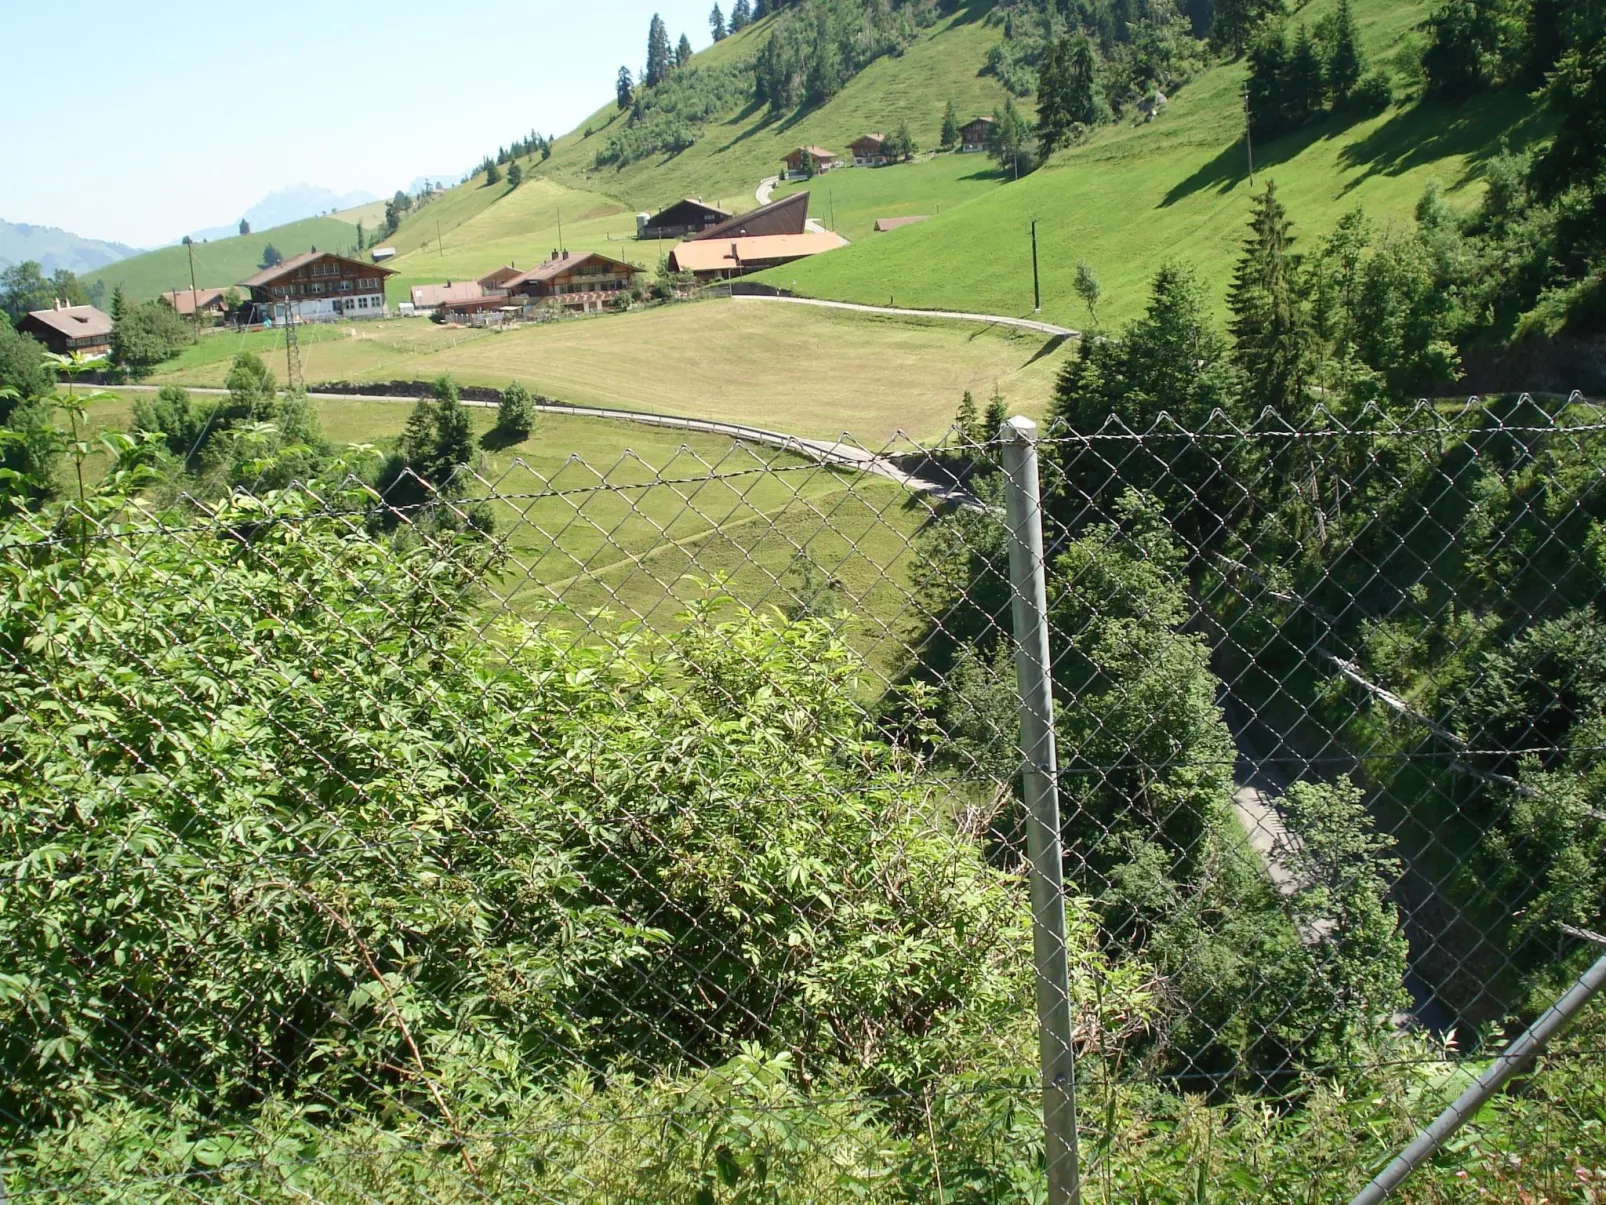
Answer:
xmin=3 ymin=394 xmax=1605 ymax=1203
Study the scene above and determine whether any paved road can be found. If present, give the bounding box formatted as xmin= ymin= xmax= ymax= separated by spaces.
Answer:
xmin=733 ymin=293 xmax=1078 ymax=338
xmin=756 ymin=175 xmax=779 ymax=206
xmin=105 ymin=384 xmax=979 ymax=509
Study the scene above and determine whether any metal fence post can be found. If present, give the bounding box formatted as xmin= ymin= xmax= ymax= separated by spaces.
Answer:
xmin=1348 ymin=946 xmax=1606 ymax=1205
xmin=1001 ymin=416 xmax=1081 ymax=1205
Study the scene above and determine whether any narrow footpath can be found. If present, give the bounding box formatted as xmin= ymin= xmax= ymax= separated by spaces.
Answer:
xmin=732 ymin=293 xmax=1078 ymax=339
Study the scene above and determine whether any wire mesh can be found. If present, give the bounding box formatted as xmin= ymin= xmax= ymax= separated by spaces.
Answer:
xmin=2 ymin=394 xmax=1604 ymax=1202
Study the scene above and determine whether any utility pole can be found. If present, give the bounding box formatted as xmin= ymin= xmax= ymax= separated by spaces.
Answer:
xmin=829 ymin=187 xmax=836 ymax=232
xmin=556 ymin=205 xmax=564 ymax=255
xmin=185 ymin=238 xmax=201 ymax=341
xmin=1243 ymin=84 xmax=1256 ymax=188
xmin=1031 ymin=220 xmax=1041 ymax=313
xmin=436 ymin=218 xmax=444 ymax=259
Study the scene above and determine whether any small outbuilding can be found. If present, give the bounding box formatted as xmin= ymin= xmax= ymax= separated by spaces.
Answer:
xmin=160 ymin=287 xmax=232 ymax=321
xmin=18 ymin=302 xmax=114 ymax=358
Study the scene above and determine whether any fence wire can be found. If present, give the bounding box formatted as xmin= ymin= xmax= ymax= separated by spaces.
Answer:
xmin=2 ymin=394 xmax=1605 ymax=1203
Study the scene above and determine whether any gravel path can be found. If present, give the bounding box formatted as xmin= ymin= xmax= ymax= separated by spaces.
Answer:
xmin=733 ymin=293 xmax=1078 ymax=338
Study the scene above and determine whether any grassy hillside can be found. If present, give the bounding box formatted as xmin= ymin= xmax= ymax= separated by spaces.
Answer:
xmin=757 ymin=0 xmax=1546 ymax=327
xmin=84 ymin=215 xmax=362 ymax=304
xmin=530 ymin=9 xmax=1023 ymax=215
xmin=136 ymin=299 xmax=1071 ymax=441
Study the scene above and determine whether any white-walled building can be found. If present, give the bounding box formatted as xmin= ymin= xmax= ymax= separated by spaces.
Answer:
xmin=240 ymin=250 xmax=396 ymax=321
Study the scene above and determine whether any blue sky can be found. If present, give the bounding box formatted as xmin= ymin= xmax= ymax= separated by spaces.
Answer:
xmin=4 ymin=1 xmax=722 ymax=248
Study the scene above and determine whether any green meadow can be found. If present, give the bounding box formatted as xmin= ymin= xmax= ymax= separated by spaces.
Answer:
xmin=758 ymin=0 xmax=1545 ymax=327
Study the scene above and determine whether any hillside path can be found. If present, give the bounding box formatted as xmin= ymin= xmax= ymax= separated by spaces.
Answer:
xmin=733 ymin=293 xmax=1078 ymax=338
xmin=756 ymin=176 xmax=779 ymax=206
xmin=106 ymin=385 xmax=979 ymax=509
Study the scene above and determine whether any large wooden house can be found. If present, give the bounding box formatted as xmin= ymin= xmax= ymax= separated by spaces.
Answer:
xmin=638 ymin=199 xmax=732 ymax=241
xmin=239 ymin=250 xmax=396 ymax=321
xmin=959 ymin=116 xmax=995 ymax=153
xmin=503 ymin=251 xmax=643 ymax=313
xmin=781 ymin=146 xmax=838 ymax=179
xmin=18 ymin=302 xmax=113 ymax=358
xmin=849 ymin=133 xmax=892 ymax=166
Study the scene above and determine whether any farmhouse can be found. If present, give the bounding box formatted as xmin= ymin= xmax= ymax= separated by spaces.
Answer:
xmin=668 ymin=232 xmax=848 ymax=282
xmin=503 ymin=251 xmax=643 ymax=313
xmin=686 ymin=192 xmax=810 ymax=243
xmin=409 ymin=281 xmax=488 ymax=312
xmin=477 ymin=264 xmax=523 ymax=291
xmin=159 ymin=287 xmax=232 ymax=320
xmin=18 ymin=302 xmax=113 ymax=358
xmin=240 ymin=250 xmax=396 ymax=321
xmin=959 ymin=116 xmax=995 ymax=153
xmin=849 ymin=134 xmax=891 ymax=166
xmin=638 ymin=199 xmax=732 ymax=241
xmin=782 ymin=146 xmax=838 ymax=179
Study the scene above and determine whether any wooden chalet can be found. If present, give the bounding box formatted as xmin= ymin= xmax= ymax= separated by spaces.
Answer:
xmin=959 ymin=116 xmax=995 ymax=153
xmin=503 ymin=251 xmax=643 ymax=313
xmin=782 ymin=146 xmax=838 ymax=179
xmin=18 ymin=302 xmax=113 ymax=358
xmin=639 ymin=199 xmax=732 ymax=241
xmin=668 ymin=232 xmax=848 ymax=282
xmin=160 ymin=287 xmax=231 ymax=320
xmin=240 ymin=250 xmax=396 ymax=320
xmin=684 ymin=192 xmax=810 ymax=243
xmin=850 ymin=133 xmax=892 ymax=166
xmin=477 ymin=264 xmax=523 ymax=291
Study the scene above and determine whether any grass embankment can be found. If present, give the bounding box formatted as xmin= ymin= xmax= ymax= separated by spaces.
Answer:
xmin=76 ymin=392 xmax=935 ymax=681
xmin=138 ymin=300 xmax=1072 ymax=442
xmin=83 ymin=215 xmax=363 ymax=304
xmin=760 ymin=0 xmax=1546 ymax=327
xmin=769 ymin=153 xmax=1008 ymax=246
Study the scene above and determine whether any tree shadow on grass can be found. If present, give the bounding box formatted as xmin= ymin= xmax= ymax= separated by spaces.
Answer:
xmin=1161 ymin=117 xmax=1342 ymax=207
xmin=1022 ymin=332 xmax=1072 ymax=369
xmin=1333 ymin=94 xmax=1549 ymax=194
xmin=480 ymin=427 xmax=526 ymax=453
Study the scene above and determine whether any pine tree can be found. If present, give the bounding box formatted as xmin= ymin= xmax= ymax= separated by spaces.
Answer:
xmin=485 ymin=162 xmax=502 ymax=186
xmin=805 ymin=20 xmax=842 ymax=103
xmin=617 ymin=65 xmax=634 ymax=110
xmin=497 ymin=380 xmax=536 ymax=441
xmin=731 ymin=0 xmax=752 ymax=30
xmin=401 ymin=397 xmax=436 ymax=465
xmin=1211 ymin=0 xmax=1284 ymax=56
xmin=940 ymin=100 xmax=959 ymax=149
xmin=710 ymin=3 xmax=726 ymax=40
xmin=428 ymin=375 xmax=475 ymax=486
xmin=983 ymin=394 xmax=1008 ymax=442
xmin=1245 ymin=23 xmax=1291 ymax=137
xmin=506 ymin=161 xmax=523 ymax=189
xmin=238 ymin=219 xmax=251 ymax=237
xmin=1287 ymin=24 xmax=1327 ymax=125
xmin=677 ymin=33 xmax=694 ymax=68
xmin=1066 ymin=33 xmax=1100 ymax=127
xmin=1325 ymin=0 xmax=1363 ymax=105
xmin=645 ymin=13 xmax=673 ymax=86
xmin=987 ymin=97 xmax=1033 ymax=177
xmin=110 ymin=284 xmax=126 ymax=324
xmin=1036 ymin=38 xmax=1072 ymax=158
xmin=1229 ymin=181 xmax=1314 ymax=420
xmin=955 ymin=390 xmax=981 ymax=445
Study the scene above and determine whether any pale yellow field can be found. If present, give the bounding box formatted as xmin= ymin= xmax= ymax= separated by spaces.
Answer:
xmin=145 ymin=300 xmax=1074 ymax=443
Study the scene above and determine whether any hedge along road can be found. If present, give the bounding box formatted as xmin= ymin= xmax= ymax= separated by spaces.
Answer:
xmin=102 ymin=384 xmax=981 ymax=509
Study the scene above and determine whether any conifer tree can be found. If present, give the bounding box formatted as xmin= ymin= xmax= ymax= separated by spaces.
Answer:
xmin=1325 ymin=0 xmax=1363 ymax=105
xmin=940 ymin=99 xmax=960 ymax=149
xmin=731 ymin=0 xmax=752 ymax=30
xmin=645 ymin=13 xmax=673 ymax=86
xmin=1066 ymin=33 xmax=1100 ymax=127
xmin=1245 ymin=23 xmax=1290 ymax=136
xmin=1287 ymin=24 xmax=1327 ymax=125
xmin=677 ymin=33 xmax=694 ymax=68
xmin=1036 ymin=38 xmax=1072 ymax=157
xmin=710 ymin=3 xmax=726 ymax=40
xmin=1229 ymin=181 xmax=1314 ymax=421
xmin=955 ymin=390 xmax=981 ymax=445
xmin=506 ymin=161 xmax=523 ymax=190
xmin=617 ymin=65 xmax=634 ymax=110
xmin=428 ymin=375 xmax=475 ymax=487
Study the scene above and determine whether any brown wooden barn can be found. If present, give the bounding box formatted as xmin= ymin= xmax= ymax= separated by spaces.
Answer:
xmin=18 ymin=303 xmax=113 ymax=358
xmin=639 ymin=199 xmax=732 ymax=241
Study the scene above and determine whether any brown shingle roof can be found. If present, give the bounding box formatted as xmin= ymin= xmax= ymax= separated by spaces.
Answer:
xmin=668 ymin=232 xmax=848 ymax=274
xmin=239 ymin=250 xmax=396 ymax=289
xmin=23 ymin=305 xmax=113 ymax=341
xmin=410 ymin=281 xmax=486 ymax=309
xmin=502 ymin=251 xmax=642 ymax=289
xmin=686 ymin=191 xmax=810 ymax=243
xmin=160 ymin=287 xmax=230 ymax=315
xmin=786 ymin=146 xmax=836 ymax=160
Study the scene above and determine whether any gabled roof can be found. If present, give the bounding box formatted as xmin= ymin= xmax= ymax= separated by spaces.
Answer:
xmin=962 ymin=115 xmax=996 ymax=128
xmin=411 ymin=281 xmax=486 ymax=309
xmin=160 ymin=287 xmax=230 ymax=315
xmin=647 ymin=198 xmax=732 ymax=224
xmin=477 ymin=264 xmax=523 ymax=288
xmin=668 ymin=232 xmax=848 ymax=274
xmin=239 ymin=250 xmax=397 ymax=289
xmin=686 ymin=191 xmax=810 ymax=243
xmin=22 ymin=305 xmax=113 ymax=341
xmin=503 ymin=251 xmax=642 ymax=289
xmin=785 ymin=145 xmax=836 ymax=159
xmin=851 ymin=133 xmax=889 ymax=147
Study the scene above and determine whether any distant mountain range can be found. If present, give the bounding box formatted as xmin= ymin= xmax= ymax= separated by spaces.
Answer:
xmin=0 ymin=219 xmax=142 ymax=276
xmin=180 ymin=184 xmax=380 ymax=244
